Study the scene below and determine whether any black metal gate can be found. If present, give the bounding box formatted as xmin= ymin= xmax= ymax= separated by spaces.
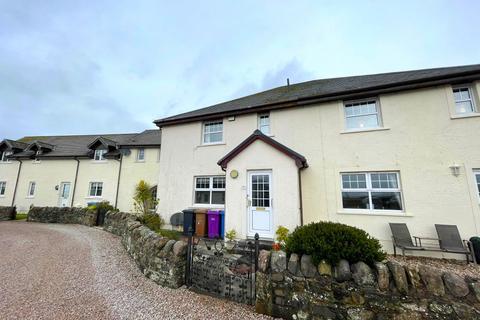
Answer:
xmin=185 ymin=233 xmax=259 ymax=305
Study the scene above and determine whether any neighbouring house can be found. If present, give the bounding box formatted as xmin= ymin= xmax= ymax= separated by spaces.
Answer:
xmin=0 ymin=130 xmax=160 ymax=213
xmin=154 ymin=64 xmax=480 ymax=254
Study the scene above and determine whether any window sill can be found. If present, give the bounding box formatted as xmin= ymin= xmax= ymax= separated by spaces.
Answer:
xmin=337 ymin=210 xmax=412 ymax=217
xmin=86 ymin=196 xmax=103 ymax=199
xmin=192 ymin=204 xmax=225 ymax=209
xmin=0 ymin=161 xmax=12 ymax=164
xmin=135 ymin=160 xmax=146 ymax=163
xmin=340 ymin=127 xmax=390 ymax=134
xmin=26 ymin=196 xmax=35 ymax=199
xmin=0 ymin=195 xmax=5 ymax=198
xmin=91 ymin=160 xmax=108 ymax=163
xmin=450 ymin=113 xmax=480 ymax=120
xmin=197 ymin=143 xmax=226 ymax=148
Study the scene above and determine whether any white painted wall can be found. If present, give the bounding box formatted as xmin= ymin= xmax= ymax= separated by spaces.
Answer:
xmin=158 ymin=82 xmax=480 ymax=256
xmin=224 ymin=140 xmax=301 ymax=239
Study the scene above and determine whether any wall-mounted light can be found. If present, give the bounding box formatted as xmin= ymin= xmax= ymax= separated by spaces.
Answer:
xmin=449 ymin=163 xmax=461 ymax=177
xmin=55 ymin=185 xmax=59 ymax=191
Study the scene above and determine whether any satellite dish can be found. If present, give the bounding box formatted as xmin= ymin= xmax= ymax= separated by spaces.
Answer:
xmin=120 ymin=148 xmax=131 ymax=156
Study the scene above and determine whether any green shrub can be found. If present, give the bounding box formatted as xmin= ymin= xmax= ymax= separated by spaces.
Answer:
xmin=225 ymin=229 xmax=237 ymax=241
xmin=285 ymin=221 xmax=386 ymax=265
xmin=88 ymin=201 xmax=117 ymax=213
xmin=275 ymin=226 xmax=289 ymax=247
xmin=139 ymin=213 xmax=165 ymax=233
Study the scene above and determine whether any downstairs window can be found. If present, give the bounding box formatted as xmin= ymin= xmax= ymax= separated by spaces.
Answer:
xmin=194 ymin=176 xmax=225 ymax=205
xmin=341 ymin=172 xmax=403 ymax=212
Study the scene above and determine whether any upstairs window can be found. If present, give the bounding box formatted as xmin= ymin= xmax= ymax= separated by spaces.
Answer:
xmin=453 ymin=86 xmax=476 ymax=114
xmin=27 ymin=181 xmax=36 ymax=198
xmin=89 ymin=182 xmax=103 ymax=197
xmin=94 ymin=149 xmax=107 ymax=161
xmin=341 ymin=172 xmax=403 ymax=212
xmin=474 ymin=170 xmax=480 ymax=200
xmin=0 ymin=181 xmax=6 ymax=196
xmin=258 ymin=113 xmax=270 ymax=135
xmin=344 ymin=99 xmax=381 ymax=130
xmin=203 ymin=120 xmax=223 ymax=144
xmin=194 ymin=176 xmax=225 ymax=205
xmin=137 ymin=148 xmax=145 ymax=161
xmin=0 ymin=151 xmax=12 ymax=162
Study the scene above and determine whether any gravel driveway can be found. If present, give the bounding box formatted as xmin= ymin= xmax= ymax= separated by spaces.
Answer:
xmin=0 ymin=221 xmax=272 ymax=320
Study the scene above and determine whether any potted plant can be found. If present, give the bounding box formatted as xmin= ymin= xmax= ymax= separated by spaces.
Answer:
xmin=225 ymin=229 xmax=237 ymax=252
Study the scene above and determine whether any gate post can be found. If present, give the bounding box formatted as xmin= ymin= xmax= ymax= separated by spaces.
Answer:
xmin=185 ymin=229 xmax=194 ymax=287
xmin=254 ymin=233 xmax=259 ymax=272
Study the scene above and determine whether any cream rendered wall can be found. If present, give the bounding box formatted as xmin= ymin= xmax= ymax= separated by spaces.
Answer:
xmin=224 ymin=140 xmax=300 ymax=239
xmin=116 ymin=147 xmax=161 ymax=212
xmin=0 ymin=160 xmax=20 ymax=206
xmin=158 ymin=83 xmax=480 ymax=256
xmin=14 ymin=159 xmax=77 ymax=212
xmin=72 ymin=158 xmax=120 ymax=208
xmin=270 ymin=84 xmax=480 ymax=253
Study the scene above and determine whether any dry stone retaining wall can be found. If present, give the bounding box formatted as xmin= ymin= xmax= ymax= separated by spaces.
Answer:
xmin=27 ymin=207 xmax=97 ymax=226
xmin=256 ymin=250 xmax=480 ymax=319
xmin=0 ymin=206 xmax=16 ymax=221
xmin=103 ymin=211 xmax=186 ymax=289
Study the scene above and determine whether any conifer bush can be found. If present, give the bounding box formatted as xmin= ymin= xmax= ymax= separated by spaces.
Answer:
xmin=285 ymin=221 xmax=386 ymax=265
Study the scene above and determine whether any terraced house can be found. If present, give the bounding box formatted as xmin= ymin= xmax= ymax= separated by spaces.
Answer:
xmin=1 ymin=64 xmax=480 ymax=255
xmin=0 ymin=130 xmax=161 ymax=212
xmin=154 ymin=64 xmax=480 ymax=253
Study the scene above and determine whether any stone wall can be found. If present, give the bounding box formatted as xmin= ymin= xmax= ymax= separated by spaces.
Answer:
xmin=0 ymin=206 xmax=16 ymax=221
xmin=256 ymin=250 xmax=480 ymax=319
xmin=103 ymin=211 xmax=186 ymax=289
xmin=27 ymin=207 xmax=97 ymax=226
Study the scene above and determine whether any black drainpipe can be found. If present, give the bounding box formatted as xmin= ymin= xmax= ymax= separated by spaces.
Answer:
xmin=298 ymin=168 xmax=304 ymax=226
xmin=114 ymin=153 xmax=123 ymax=209
xmin=11 ymin=159 xmax=23 ymax=206
xmin=70 ymin=158 xmax=80 ymax=207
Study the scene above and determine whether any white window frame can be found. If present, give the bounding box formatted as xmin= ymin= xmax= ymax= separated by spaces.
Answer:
xmin=474 ymin=170 xmax=480 ymax=202
xmin=94 ymin=149 xmax=107 ymax=161
xmin=258 ymin=113 xmax=271 ymax=135
xmin=27 ymin=181 xmax=36 ymax=198
xmin=340 ymin=172 xmax=404 ymax=213
xmin=344 ymin=98 xmax=382 ymax=131
xmin=0 ymin=151 xmax=12 ymax=163
xmin=452 ymin=85 xmax=477 ymax=114
xmin=137 ymin=148 xmax=145 ymax=162
xmin=202 ymin=120 xmax=224 ymax=145
xmin=0 ymin=181 xmax=6 ymax=196
xmin=88 ymin=182 xmax=103 ymax=198
xmin=193 ymin=176 xmax=226 ymax=206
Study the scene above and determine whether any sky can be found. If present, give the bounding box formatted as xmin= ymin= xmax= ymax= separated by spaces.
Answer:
xmin=1 ymin=1 xmax=479 ymax=139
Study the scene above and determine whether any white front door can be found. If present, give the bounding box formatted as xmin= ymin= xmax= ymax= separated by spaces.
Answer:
xmin=58 ymin=182 xmax=71 ymax=207
xmin=247 ymin=171 xmax=273 ymax=239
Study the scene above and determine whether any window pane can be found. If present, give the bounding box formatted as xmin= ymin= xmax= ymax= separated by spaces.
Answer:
xmin=342 ymin=192 xmax=370 ymax=209
xmin=96 ymin=184 xmax=103 ymax=196
xmin=346 ymin=114 xmax=379 ymax=130
xmin=211 ymin=191 xmax=225 ymax=204
xmin=196 ymin=177 xmax=210 ymax=189
xmin=0 ymin=182 xmax=5 ymax=195
xmin=212 ymin=177 xmax=225 ymax=189
xmin=455 ymin=101 xmax=474 ymax=114
xmin=342 ymin=174 xmax=366 ymax=189
xmin=371 ymin=173 xmax=398 ymax=189
xmin=371 ymin=192 xmax=402 ymax=210
xmin=476 ymin=174 xmax=480 ymax=196
xmin=195 ymin=191 xmax=210 ymax=204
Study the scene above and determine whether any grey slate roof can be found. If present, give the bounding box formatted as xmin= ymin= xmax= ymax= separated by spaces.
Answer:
xmin=10 ymin=130 xmax=161 ymax=158
xmin=154 ymin=64 xmax=480 ymax=126
xmin=0 ymin=139 xmax=28 ymax=150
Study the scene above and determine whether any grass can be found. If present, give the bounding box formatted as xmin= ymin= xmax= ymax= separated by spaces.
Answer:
xmin=15 ymin=213 xmax=28 ymax=220
xmin=158 ymin=229 xmax=181 ymax=240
